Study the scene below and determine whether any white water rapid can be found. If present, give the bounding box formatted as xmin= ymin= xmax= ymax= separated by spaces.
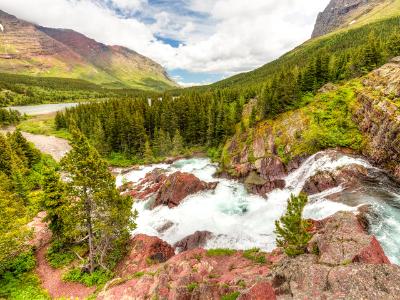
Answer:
xmin=116 ymin=150 xmax=400 ymax=264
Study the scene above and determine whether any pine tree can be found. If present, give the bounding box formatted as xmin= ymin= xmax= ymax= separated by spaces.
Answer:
xmin=274 ymin=193 xmax=311 ymax=256
xmin=143 ymin=139 xmax=153 ymax=163
xmin=0 ymin=133 xmax=14 ymax=176
xmin=61 ymin=127 xmax=135 ymax=272
xmin=42 ymin=167 xmax=65 ymax=239
xmin=172 ymin=129 xmax=184 ymax=155
xmin=388 ymin=31 xmax=400 ymax=57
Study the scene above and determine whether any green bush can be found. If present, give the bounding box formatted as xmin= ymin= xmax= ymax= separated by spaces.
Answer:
xmin=274 ymin=193 xmax=312 ymax=256
xmin=242 ymin=248 xmax=267 ymax=264
xmin=206 ymin=249 xmax=236 ymax=257
xmin=63 ymin=268 xmax=113 ymax=287
xmin=46 ymin=242 xmax=75 ymax=269
xmin=0 ymin=251 xmax=49 ymax=300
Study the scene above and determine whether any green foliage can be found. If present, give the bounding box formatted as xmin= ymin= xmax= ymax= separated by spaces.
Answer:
xmin=206 ymin=249 xmax=236 ymax=257
xmin=299 ymin=86 xmax=363 ymax=155
xmin=221 ymin=292 xmax=240 ymax=300
xmin=275 ymin=193 xmax=311 ymax=257
xmin=63 ymin=268 xmax=112 ymax=287
xmin=0 ymin=251 xmax=49 ymax=300
xmin=242 ymin=248 xmax=267 ymax=264
xmin=133 ymin=271 xmax=145 ymax=278
xmin=186 ymin=282 xmax=199 ymax=292
xmin=46 ymin=242 xmax=75 ymax=269
xmin=0 ymin=108 xmax=22 ymax=126
xmin=60 ymin=127 xmax=136 ymax=272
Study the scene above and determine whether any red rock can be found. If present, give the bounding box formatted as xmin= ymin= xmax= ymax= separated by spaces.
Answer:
xmin=174 ymin=231 xmax=213 ymax=252
xmin=307 ymin=211 xmax=390 ymax=265
xmin=116 ymin=234 xmax=175 ymax=278
xmin=238 ymin=282 xmax=276 ymax=300
xmin=302 ymin=164 xmax=368 ymax=195
xmin=152 ymin=171 xmax=217 ymax=209
xmin=255 ymin=156 xmax=286 ymax=181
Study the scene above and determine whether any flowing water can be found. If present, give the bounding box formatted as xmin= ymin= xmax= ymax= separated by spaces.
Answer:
xmin=117 ymin=150 xmax=400 ymax=264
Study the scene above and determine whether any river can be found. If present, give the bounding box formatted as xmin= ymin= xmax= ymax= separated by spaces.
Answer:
xmin=8 ymin=103 xmax=80 ymax=115
xmin=116 ymin=151 xmax=400 ymax=265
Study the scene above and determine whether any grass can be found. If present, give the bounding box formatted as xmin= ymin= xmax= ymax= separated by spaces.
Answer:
xmin=186 ymin=282 xmax=199 ymax=292
xmin=17 ymin=114 xmax=71 ymax=140
xmin=206 ymin=249 xmax=236 ymax=257
xmin=221 ymin=291 xmax=240 ymax=300
xmin=242 ymin=248 xmax=267 ymax=264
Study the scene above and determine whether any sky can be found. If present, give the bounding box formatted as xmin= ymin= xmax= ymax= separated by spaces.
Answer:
xmin=0 ymin=0 xmax=330 ymax=86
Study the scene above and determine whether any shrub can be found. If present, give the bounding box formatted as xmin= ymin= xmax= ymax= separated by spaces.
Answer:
xmin=274 ymin=193 xmax=312 ymax=256
xmin=242 ymin=248 xmax=266 ymax=264
xmin=186 ymin=282 xmax=199 ymax=292
xmin=63 ymin=268 xmax=113 ymax=287
xmin=46 ymin=242 xmax=75 ymax=268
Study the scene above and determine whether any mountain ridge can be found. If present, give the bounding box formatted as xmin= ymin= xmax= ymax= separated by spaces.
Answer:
xmin=0 ymin=9 xmax=177 ymax=91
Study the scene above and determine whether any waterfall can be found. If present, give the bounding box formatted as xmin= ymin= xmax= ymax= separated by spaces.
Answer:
xmin=117 ymin=150 xmax=400 ymax=264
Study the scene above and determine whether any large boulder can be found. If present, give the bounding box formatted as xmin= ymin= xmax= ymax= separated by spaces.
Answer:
xmin=307 ymin=211 xmax=390 ymax=265
xmin=302 ymin=164 xmax=368 ymax=195
xmin=116 ymin=234 xmax=175 ymax=278
xmin=269 ymin=255 xmax=400 ymax=299
xmin=174 ymin=231 xmax=214 ymax=252
xmin=152 ymin=172 xmax=217 ymax=209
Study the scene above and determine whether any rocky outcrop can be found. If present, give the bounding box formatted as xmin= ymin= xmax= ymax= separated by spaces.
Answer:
xmin=116 ymin=234 xmax=175 ymax=278
xmin=269 ymin=255 xmax=400 ymax=299
xmin=174 ymin=231 xmax=214 ymax=252
xmin=99 ymin=248 xmax=272 ymax=300
xmin=99 ymin=211 xmax=398 ymax=299
xmin=302 ymin=164 xmax=369 ymax=195
xmin=307 ymin=211 xmax=390 ymax=265
xmin=122 ymin=170 xmax=218 ymax=209
xmin=153 ymin=172 xmax=217 ymax=209
xmin=353 ymin=57 xmax=400 ymax=180
xmin=312 ymin=0 xmax=384 ymax=38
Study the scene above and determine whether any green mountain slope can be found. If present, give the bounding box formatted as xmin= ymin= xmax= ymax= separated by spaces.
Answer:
xmin=0 ymin=10 xmax=177 ymax=91
xmin=211 ymin=1 xmax=400 ymax=90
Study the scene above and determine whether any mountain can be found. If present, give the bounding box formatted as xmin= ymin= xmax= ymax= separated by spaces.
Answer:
xmin=312 ymin=0 xmax=400 ymax=38
xmin=0 ymin=10 xmax=177 ymax=91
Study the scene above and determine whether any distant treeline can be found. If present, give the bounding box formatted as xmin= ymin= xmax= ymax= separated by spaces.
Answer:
xmin=0 ymin=73 xmax=161 ymax=106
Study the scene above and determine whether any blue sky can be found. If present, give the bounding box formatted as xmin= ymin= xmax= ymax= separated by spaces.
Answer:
xmin=0 ymin=0 xmax=330 ymax=86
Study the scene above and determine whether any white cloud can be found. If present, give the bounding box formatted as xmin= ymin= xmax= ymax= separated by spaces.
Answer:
xmin=111 ymin=0 xmax=146 ymax=10
xmin=0 ymin=0 xmax=330 ymax=81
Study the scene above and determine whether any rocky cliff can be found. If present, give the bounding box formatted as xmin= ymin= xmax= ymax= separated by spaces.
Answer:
xmin=312 ymin=0 xmax=385 ymax=38
xmin=0 ymin=10 xmax=176 ymax=91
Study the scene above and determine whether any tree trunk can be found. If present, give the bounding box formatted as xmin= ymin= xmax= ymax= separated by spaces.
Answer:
xmin=84 ymin=188 xmax=95 ymax=273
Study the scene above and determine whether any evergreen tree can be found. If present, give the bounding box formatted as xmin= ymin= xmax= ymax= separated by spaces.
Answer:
xmin=61 ymin=127 xmax=135 ymax=272
xmin=388 ymin=31 xmax=400 ymax=57
xmin=274 ymin=193 xmax=311 ymax=256
xmin=42 ymin=167 xmax=65 ymax=239
xmin=143 ymin=139 xmax=153 ymax=163
xmin=172 ymin=129 xmax=184 ymax=155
